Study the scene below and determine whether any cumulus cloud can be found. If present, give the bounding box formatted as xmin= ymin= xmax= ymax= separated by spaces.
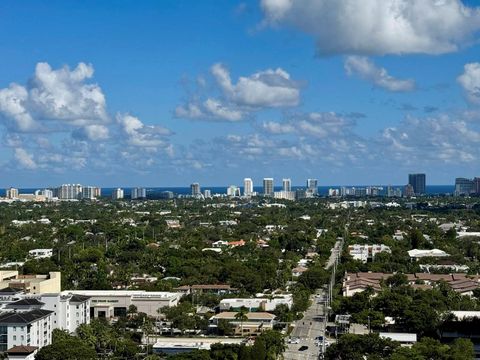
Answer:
xmin=14 ymin=148 xmax=37 ymax=169
xmin=263 ymin=112 xmax=355 ymax=138
xmin=211 ymin=63 xmax=300 ymax=107
xmin=175 ymin=63 xmax=301 ymax=121
xmin=345 ymin=56 xmax=415 ymax=92
xmin=117 ymin=113 xmax=172 ymax=148
xmin=457 ymin=62 xmax=480 ymax=104
xmin=0 ymin=62 xmax=108 ymax=132
xmin=380 ymin=115 xmax=480 ymax=163
xmin=72 ymin=124 xmax=110 ymax=141
xmin=260 ymin=0 xmax=480 ymax=56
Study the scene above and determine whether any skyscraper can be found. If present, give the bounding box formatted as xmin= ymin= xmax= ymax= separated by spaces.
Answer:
xmin=263 ymin=178 xmax=274 ymax=197
xmin=131 ymin=187 xmax=147 ymax=200
xmin=112 ymin=188 xmax=124 ymax=200
xmin=244 ymin=178 xmax=253 ymax=196
xmin=282 ymin=178 xmax=292 ymax=192
xmin=307 ymin=179 xmax=318 ymax=195
xmin=455 ymin=178 xmax=474 ymax=196
xmin=6 ymin=187 xmax=19 ymax=199
xmin=191 ymin=183 xmax=201 ymax=197
xmin=58 ymin=184 xmax=82 ymax=200
xmin=475 ymin=177 xmax=480 ymax=195
xmin=408 ymin=174 xmax=426 ymax=195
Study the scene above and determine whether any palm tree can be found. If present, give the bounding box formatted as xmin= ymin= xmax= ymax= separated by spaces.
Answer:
xmin=234 ymin=306 xmax=249 ymax=336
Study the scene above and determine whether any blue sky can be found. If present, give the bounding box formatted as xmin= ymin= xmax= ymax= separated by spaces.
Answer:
xmin=0 ymin=0 xmax=479 ymax=187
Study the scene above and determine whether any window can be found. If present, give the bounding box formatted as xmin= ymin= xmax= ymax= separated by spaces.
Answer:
xmin=13 ymin=326 xmax=16 ymax=331
xmin=13 ymin=335 xmax=16 ymax=341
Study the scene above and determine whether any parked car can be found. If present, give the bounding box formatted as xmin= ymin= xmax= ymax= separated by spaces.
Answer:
xmin=299 ymin=346 xmax=309 ymax=351
xmin=288 ymin=337 xmax=300 ymax=344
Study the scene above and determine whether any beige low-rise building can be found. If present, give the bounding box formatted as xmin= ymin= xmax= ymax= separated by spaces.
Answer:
xmin=0 ymin=271 xmax=61 ymax=294
xmin=209 ymin=312 xmax=275 ymax=335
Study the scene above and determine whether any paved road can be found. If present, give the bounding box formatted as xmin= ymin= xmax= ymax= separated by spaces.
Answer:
xmin=325 ymin=239 xmax=342 ymax=270
xmin=284 ymin=293 xmax=326 ymax=360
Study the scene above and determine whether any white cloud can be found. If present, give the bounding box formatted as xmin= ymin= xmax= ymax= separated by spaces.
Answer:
xmin=72 ymin=124 xmax=110 ymax=141
xmin=458 ymin=62 xmax=480 ymax=104
xmin=260 ymin=0 xmax=480 ymax=56
xmin=380 ymin=115 xmax=480 ymax=163
xmin=175 ymin=63 xmax=301 ymax=121
xmin=0 ymin=62 xmax=108 ymax=132
xmin=263 ymin=112 xmax=355 ymax=138
xmin=14 ymin=148 xmax=37 ymax=169
xmin=211 ymin=63 xmax=300 ymax=107
xmin=117 ymin=113 xmax=172 ymax=148
xmin=345 ymin=56 xmax=415 ymax=92
xmin=203 ymin=98 xmax=243 ymax=121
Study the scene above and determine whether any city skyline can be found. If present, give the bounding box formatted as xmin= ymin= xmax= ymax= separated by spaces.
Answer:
xmin=0 ymin=1 xmax=480 ymax=187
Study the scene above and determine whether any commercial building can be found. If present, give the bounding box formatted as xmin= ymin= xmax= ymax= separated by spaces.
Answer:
xmin=243 ymin=178 xmax=253 ymax=196
xmin=112 ymin=188 xmax=124 ymax=200
xmin=219 ymin=294 xmax=293 ymax=312
xmin=408 ymin=173 xmax=426 ymax=195
xmin=263 ymin=178 xmax=274 ymax=197
xmin=208 ymin=312 xmax=275 ymax=335
xmin=67 ymin=290 xmax=181 ymax=318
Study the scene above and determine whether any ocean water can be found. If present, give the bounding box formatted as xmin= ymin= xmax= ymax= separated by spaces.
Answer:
xmin=0 ymin=185 xmax=455 ymax=197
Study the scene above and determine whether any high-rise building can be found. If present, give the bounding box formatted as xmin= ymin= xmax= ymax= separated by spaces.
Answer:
xmin=35 ymin=189 xmax=54 ymax=199
xmin=82 ymin=186 xmax=97 ymax=200
xmin=131 ymin=187 xmax=147 ymax=200
xmin=112 ymin=188 xmax=124 ymax=200
xmin=408 ymin=174 xmax=426 ymax=195
xmin=58 ymin=184 xmax=82 ymax=200
xmin=243 ymin=178 xmax=253 ymax=196
xmin=475 ymin=178 xmax=480 ymax=195
xmin=227 ymin=185 xmax=240 ymax=197
xmin=455 ymin=178 xmax=475 ymax=196
xmin=204 ymin=189 xmax=212 ymax=198
xmin=190 ymin=183 xmax=201 ymax=197
xmin=160 ymin=191 xmax=174 ymax=199
xmin=307 ymin=179 xmax=318 ymax=195
xmin=263 ymin=178 xmax=274 ymax=197
xmin=404 ymin=184 xmax=415 ymax=197
xmin=282 ymin=178 xmax=292 ymax=192
xmin=5 ymin=187 xmax=19 ymax=199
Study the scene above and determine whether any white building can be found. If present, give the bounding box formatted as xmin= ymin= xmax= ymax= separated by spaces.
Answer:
xmin=131 ymin=187 xmax=147 ymax=200
xmin=408 ymin=249 xmax=449 ymax=260
xmin=32 ymin=293 xmax=90 ymax=333
xmin=112 ymin=188 xmax=124 ymax=200
xmin=243 ymin=178 xmax=253 ymax=196
xmin=227 ymin=185 xmax=241 ymax=197
xmin=6 ymin=188 xmax=19 ymax=200
xmin=58 ymin=184 xmax=82 ymax=200
xmin=348 ymin=244 xmax=391 ymax=263
xmin=274 ymin=191 xmax=295 ymax=201
xmin=0 ymin=309 xmax=53 ymax=352
xmin=27 ymin=249 xmax=53 ymax=260
xmin=67 ymin=290 xmax=181 ymax=318
xmin=219 ymin=295 xmax=293 ymax=312
xmin=282 ymin=178 xmax=291 ymax=192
